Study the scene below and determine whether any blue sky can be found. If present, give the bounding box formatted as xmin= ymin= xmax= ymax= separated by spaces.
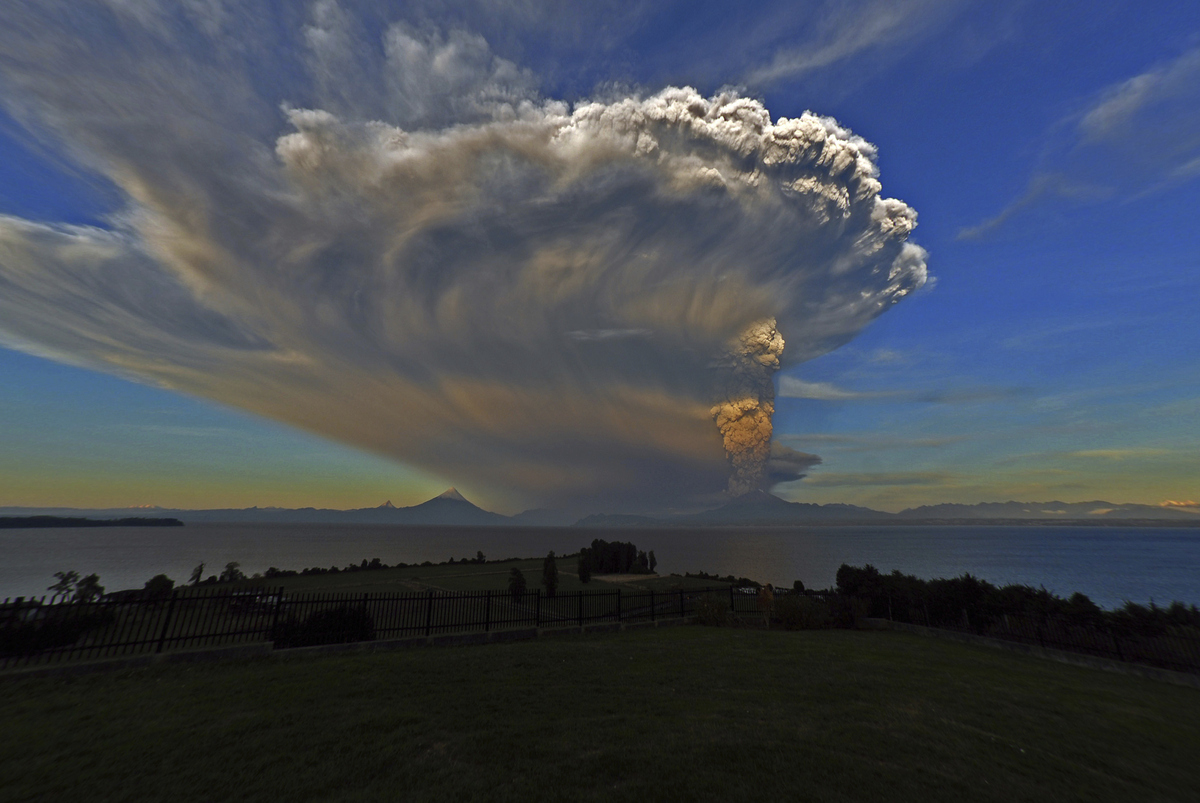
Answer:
xmin=0 ymin=0 xmax=1197 ymax=512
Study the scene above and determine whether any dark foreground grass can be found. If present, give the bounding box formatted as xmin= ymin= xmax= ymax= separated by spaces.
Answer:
xmin=2 ymin=628 xmax=1197 ymax=802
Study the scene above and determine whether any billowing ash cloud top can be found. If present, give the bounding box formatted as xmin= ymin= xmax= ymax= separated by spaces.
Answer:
xmin=0 ymin=1 xmax=926 ymax=511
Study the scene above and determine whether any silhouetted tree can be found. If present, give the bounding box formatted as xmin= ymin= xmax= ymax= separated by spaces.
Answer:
xmin=637 ymin=550 xmax=648 ymax=571
xmin=189 ymin=562 xmax=205 ymax=585
xmin=74 ymin=574 xmax=105 ymax=602
xmin=648 ymin=551 xmax=657 ymax=573
xmin=143 ymin=574 xmax=174 ymax=602
xmin=509 ymin=568 xmax=527 ymax=601
xmin=219 ymin=561 xmax=245 ymax=583
xmin=577 ymin=554 xmax=591 ymax=584
xmin=48 ymin=570 xmax=79 ymax=604
xmin=476 ymin=551 xmax=485 ymax=564
xmin=542 ymin=551 xmax=559 ymax=598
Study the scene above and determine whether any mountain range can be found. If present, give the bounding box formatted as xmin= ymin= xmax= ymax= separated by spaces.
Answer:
xmin=3 ymin=488 xmax=1198 ymax=527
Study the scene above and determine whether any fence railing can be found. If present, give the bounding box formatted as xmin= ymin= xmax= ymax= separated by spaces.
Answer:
xmin=8 ymin=586 xmax=1193 ymax=677
xmin=864 ymin=596 xmax=1200 ymax=676
xmin=0 ymin=585 xmax=745 ymax=670
xmin=911 ymin=609 xmax=1200 ymax=676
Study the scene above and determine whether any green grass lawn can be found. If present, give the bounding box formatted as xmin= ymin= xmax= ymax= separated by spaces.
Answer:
xmin=3 ymin=627 xmax=1196 ymax=802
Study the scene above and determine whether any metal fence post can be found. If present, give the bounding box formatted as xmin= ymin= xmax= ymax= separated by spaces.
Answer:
xmin=730 ymin=585 xmax=735 ymax=613
xmin=155 ymin=590 xmax=178 ymax=654
xmin=650 ymin=589 xmax=656 ymax=622
xmin=424 ymin=589 xmax=434 ymax=637
xmin=485 ymin=590 xmax=492 ymax=633
xmin=616 ymin=588 xmax=621 ymax=622
xmin=536 ymin=588 xmax=541 ymax=628
xmin=679 ymin=589 xmax=685 ymax=618
xmin=578 ymin=590 xmax=583 ymax=626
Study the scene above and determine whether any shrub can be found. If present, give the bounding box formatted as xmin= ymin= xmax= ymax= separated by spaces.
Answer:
xmin=508 ymin=568 xmax=527 ymax=601
xmin=142 ymin=574 xmax=174 ymax=602
xmin=272 ymin=605 xmax=374 ymax=648
xmin=775 ymin=595 xmax=831 ymax=630
xmin=73 ymin=573 xmax=105 ymax=602
xmin=829 ymin=595 xmax=871 ymax=630
xmin=577 ymin=556 xmax=591 ymax=584
xmin=542 ymin=551 xmax=558 ymax=598
xmin=0 ymin=603 xmax=114 ymax=657
xmin=693 ymin=594 xmax=730 ymax=627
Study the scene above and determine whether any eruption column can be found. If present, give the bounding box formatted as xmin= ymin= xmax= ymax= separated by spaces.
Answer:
xmin=711 ymin=319 xmax=785 ymax=497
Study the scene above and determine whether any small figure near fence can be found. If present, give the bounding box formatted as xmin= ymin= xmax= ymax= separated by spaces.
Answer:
xmin=757 ymin=584 xmax=775 ymax=629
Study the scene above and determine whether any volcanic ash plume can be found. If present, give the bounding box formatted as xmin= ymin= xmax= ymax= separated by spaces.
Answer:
xmin=711 ymin=319 xmax=785 ymax=496
xmin=0 ymin=3 xmax=928 ymax=510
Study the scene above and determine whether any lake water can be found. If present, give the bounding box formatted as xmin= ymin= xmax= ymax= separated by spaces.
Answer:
xmin=2 ymin=523 xmax=1199 ymax=610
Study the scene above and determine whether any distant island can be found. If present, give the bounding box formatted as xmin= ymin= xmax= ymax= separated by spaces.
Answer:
xmin=2 ymin=488 xmax=1198 ymax=528
xmin=0 ymin=516 xmax=184 ymax=529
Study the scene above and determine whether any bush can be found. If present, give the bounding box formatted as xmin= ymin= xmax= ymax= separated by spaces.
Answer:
xmin=272 ymin=605 xmax=375 ymax=649
xmin=542 ymin=551 xmax=558 ymax=598
xmin=829 ymin=595 xmax=871 ymax=630
xmin=508 ymin=568 xmax=527 ymax=601
xmin=0 ymin=604 xmax=114 ymax=657
xmin=775 ymin=595 xmax=831 ymax=630
xmin=142 ymin=574 xmax=174 ymax=602
xmin=693 ymin=594 xmax=730 ymax=627
xmin=577 ymin=556 xmax=591 ymax=584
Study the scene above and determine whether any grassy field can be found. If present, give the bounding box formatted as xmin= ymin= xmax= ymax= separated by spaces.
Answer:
xmin=3 ymin=627 xmax=1198 ymax=802
xmin=227 ymin=555 xmax=724 ymax=595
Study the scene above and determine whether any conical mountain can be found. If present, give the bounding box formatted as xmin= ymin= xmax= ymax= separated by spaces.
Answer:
xmin=671 ymin=490 xmax=891 ymax=525
xmin=379 ymin=487 xmax=507 ymax=525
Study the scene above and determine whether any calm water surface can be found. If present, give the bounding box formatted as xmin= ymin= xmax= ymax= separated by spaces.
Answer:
xmin=2 ymin=523 xmax=1198 ymax=609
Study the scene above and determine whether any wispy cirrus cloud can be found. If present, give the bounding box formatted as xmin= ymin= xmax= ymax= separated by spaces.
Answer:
xmin=778 ymin=375 xmax=1021 ymax=404
xmin=744 ymin=0 xmax=967 ymax=85
xmin=960 ymin=46 xmax=1200 ymax=238
xmin=801 ymin=470 xmax=953 ymax=487
xmin=1067 ymin=448 xmax=1172 ymax=460
xmin=779 ymin=433 xmax=964 ymax=451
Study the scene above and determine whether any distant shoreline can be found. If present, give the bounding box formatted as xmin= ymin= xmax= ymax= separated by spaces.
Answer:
xmin=0 ymin=516 xmax=184 ymax=529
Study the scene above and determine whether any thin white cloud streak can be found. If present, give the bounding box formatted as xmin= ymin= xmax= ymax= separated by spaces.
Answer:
xmin=960 ymin=46 xmax=1200 ymax=238
xmin=0 ymin=1 xmax=926 ymax=509
xmin=745 ymin=0 xmax=966 ymax=85
xmin=779 ymin=433 xmax=964 ymax=450
xmin=778 ymin=376 xmax=1019 ymax=404
xmin=801 ymin=471 xmax=952 ymax=487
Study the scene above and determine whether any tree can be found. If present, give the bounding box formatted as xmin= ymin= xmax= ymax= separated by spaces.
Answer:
xmin=508 ymin=568 xmax=527 ymax=601
xmin=219 ymin=561 xmax=246 ymax=583
xmin=637 ymin=550 xmax=648 ymax=572
xmin=74 ymin=573 xmax=105 ymax=603
xmin=577 ymin=554 xmax=591 ymax=584
xmin=143 ymin=574 xmax=174 ymax=602
xmin=648 ymin=550 xmax=657 ymax=573
xmin=542 ymin=551 xmax=559 ymax=598
xmin=48 ymin=570 xmax=79 ymax=603
xmin=189 ymin=562 xmax=205 ymax=585
xmin=476 ymin=550 xmax=485 ymax=564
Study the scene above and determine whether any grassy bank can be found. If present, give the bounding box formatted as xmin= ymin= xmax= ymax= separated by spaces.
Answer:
xmin=3 ymin=628 xmax=1198 ymax=802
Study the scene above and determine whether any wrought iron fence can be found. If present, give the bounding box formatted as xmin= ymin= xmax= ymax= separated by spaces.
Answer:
xmin=0 ymin=585 xmax=732 ymax=669
xmin=917 ymin=609 xmax=1200 ymax=675
xmin=7 ymin=585 xmax=1193 ymax=677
